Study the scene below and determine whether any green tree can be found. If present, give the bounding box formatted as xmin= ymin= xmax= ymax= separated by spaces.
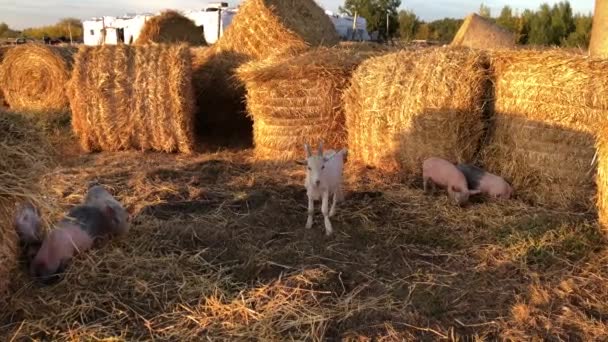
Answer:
xmin=341 ymin=0 xmax=402 ymax=41
xmin=517 ymin=9 xmax=535 ymax=44
xmin=562 ymin=14 xmax=593 ymax=48
xmin=551 ymin=1 xmax=575 ymax=45
xmin=398 ymin=9 xmax=420 ymax=41
xmin=428 ymin=18 xmax=463 ymax=42
xmin=415 ymin=23 xmax=432 ymax=40
xmin=496 ymin=6 xmax=517 ymax=32
xmin=528 ymin=4 xmax=553 ymax=45
xmin=479 ymin=3 xmax=491 ymax=18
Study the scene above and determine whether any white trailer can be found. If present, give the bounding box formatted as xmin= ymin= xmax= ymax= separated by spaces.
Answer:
xmin=325 ymin=10 xmax=371 ymax=41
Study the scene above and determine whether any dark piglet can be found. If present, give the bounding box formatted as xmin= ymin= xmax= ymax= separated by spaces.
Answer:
xmin=456 ymin=164 xmax=513 ymax=200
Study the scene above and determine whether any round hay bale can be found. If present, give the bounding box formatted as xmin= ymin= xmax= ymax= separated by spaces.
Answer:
xmin=135 ymin=10 xmax=207 ymax=46
xmin=344 ymin=47 xmax=489 ymax=177
xmin=590 ymin=0 xmax=608 ymax=58
xmin=68 ymin=44 xmax=196 ymax=153
xmin=216 ymin=0 xmax=340 ymax=60
xmin=596 ymin=125 xmax=608 ymax=230
xmin=0 ymin=110 xmax=54 ymax=304
xmin=191 ymin=46 xmax=251 ymax=144
xmin=0 ymin=46 xmax=11 ymax=108
xmin=452 ymin=13 xmax=516 ymax=49
xmin=238 ymin=47 xmax=380 ymax=161
xmin=0 ymin=44 xmax=75 ymax=113
xmin=481 ymin=49 xmax=608 ymax=210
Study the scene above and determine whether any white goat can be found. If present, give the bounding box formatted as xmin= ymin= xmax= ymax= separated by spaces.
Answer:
xmin=298 ymin=142 xmax=347 ymax=236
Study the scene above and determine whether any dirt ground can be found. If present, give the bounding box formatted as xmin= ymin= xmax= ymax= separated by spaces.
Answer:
xmin=1 ymin=122 xmax=608 ymax=341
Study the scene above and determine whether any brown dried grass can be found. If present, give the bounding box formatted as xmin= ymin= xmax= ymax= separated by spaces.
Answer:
xmin=0 ymin=44 xmax=75 ymax=113
xmin=452 ymin=13 xmax=516 ymax=50
xmin=135 ymin=10 xmax=207 ymax=46
xmin=344 ymin=47 xmax=489 ymax=178
xmin=238 ymin=47 xmax=381 ymax=161
xmin=216 ymin=0 xmax=340 ymax=60
xmin=590 ymin=0 xmax=608 ymax=58
xmin=481 ymin=49 xmax=608 ymax=210
xmin=68 ymin=44 xmax=196 ymax=153
xmin=2 ymin=145 xmax=606 ymax=340
xmin=0 ymin=110 xmax=55 ymax=304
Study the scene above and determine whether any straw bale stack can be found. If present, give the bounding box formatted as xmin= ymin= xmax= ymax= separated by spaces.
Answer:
xmin=68 ymin=44 xmax=196 ymax=153
xmin=0 ymin=44 xmax=75 ymax=112
xmin=191 ymin=46 xmax=251 ymax=141
xmin=0 ymin=110 xmax=54 ymax=303
xmin=590 ymin=0 xmax=608 ymax=58
xmin=216 ymin=0 xmax=340 ymax=60
xmin=596 ymin=125 xmax=608 ymax=229
xmin=238 ymin=47 xmax=379 ymax=161
xmin=344 ymin=47 xmax=489 ymax=177
xmin=135 ymin=10 xmax=207 ymax=46
xmin=452 ymin=13 xmax=516 ymax=49
xmin=482 ymin=50 xmax=608 ymax=210
xmin=0 ymin=46 xmax=10 ymax=107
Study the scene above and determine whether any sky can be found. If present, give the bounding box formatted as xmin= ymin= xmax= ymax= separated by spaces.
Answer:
xmin=0 ymin=0 xmax=596 ymax=30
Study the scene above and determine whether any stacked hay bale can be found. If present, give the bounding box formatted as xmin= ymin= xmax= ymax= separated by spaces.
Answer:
xmin=68 ymin=44 xmax=196 ymax=153
xmin=452 ymin=13 xmax=516 ymax=49
xmin=215 ymin=0 xmax=340 ymax=59
xmin=238 ymin=48 xmax=378 ymax=161
xmin=135 ymin=10 xmax=207 ymax=46
xmin=590 ymin=0 xmax=608 ymax=58
xmin=0 ymin=110 xmax=54 ymax=303
xmin=482 ymin=50 xmax=608 ymax=210
xmin=0 ymin=44 xmax=75 ymax=113
xmin=344 ymin=47 xmax=489 ymax=178
xmin=193 ymin=0 xmax=340 ymax=142
xmin=0 ymin=46 xmax=10 ymax=107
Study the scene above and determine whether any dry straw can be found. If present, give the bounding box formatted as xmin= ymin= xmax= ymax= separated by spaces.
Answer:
xmin=452 ymin=13 xmax=516 ymax=49
xmin=482 ymin=49 xmax=608 ymax=210
xmin=135 ymin=10 xmax=207 ymax=46
xmin=68 ymin=44 xmax=196 ymax=153
xmin=0 ymin=110 xmax=55 ymax=303
xmin=215 ymin=0 xmax=340 ymax=60
xmin=237 ymin=47 xmax=380 ymax=161
xmin=0 ymin=44 xmax=75 ymax=112
xmin=0 ymin=46 xmax=10 ymax=107
xmin=344 ymin=47 xmax=489 ymax=178
xmin=596 ymin=125 xmax=608 ymax=229
xmin=590 ymin=0 xmax=608 ymax=58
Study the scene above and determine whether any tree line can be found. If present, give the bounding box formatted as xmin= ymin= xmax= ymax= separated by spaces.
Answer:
xmin=341 ymin=0 xmax=593 ymax=48
xmin=0 ymin=18 xmax=84 ymax=41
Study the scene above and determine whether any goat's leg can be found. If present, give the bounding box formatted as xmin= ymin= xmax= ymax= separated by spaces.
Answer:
xmin=322 ymin=191 xmax=333 ymax=236
xmin=329 ymin=191 xmax=338 ymax=217
xmin=305 ymin=195 xmax=314 ymax=229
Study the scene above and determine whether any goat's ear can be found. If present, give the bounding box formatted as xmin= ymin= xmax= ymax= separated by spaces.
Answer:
xmin=304 ymin=144 xmax=312 ymax=158
xmin=318 ymin=141 xmax=324 ymax=156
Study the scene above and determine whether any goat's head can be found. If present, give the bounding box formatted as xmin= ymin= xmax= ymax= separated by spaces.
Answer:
xmin=297 ymin=141 xmax=336 ymax=189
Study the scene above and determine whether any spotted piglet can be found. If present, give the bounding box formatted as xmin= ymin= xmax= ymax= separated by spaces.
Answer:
xmin=456 ymin=164 xmax=513 ymax=200
xmin=422 ymin=157 xmax=473 ymax=206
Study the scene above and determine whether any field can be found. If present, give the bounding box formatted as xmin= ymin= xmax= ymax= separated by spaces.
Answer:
xmin=1 ymin=115 xmax=607 ymax=341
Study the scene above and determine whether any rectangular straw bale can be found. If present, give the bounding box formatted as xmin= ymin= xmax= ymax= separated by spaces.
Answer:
xmin=596 ymin=125 xmax=608 ymax=230
xmin=452 ymin=13 xmax=516 ymax=50
xmin=68 ymin=44 xmax=196 ymax=153
xmin=238 ymin=47 xmax=380 ymax=161
xmin=344 ymin=47 xmax=489 ymax=178
xmin=590 ymin=0 xmax=608 ymax=58
xmin=481 ymin=50 xmax=608 ymax=210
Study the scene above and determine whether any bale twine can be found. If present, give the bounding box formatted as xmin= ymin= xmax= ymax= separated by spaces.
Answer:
xmin=0 ymin=110 xmax=54 ymax=303
xmin=481 ymin=50 xmax=608 ymax=210
xmin=0 ymin=44 xmax=75 ymax=113
xmin=68 ymin=44 xmax=196 ymax=153
xmin=216 ymin=0 xmax=340 ymax=60
xmin=344 ymin=47 xmax=489 ymax=178
xmin=590 ymin=0 xmax=608 ymax=58
xmin=135 ymin=10 xmax=207 ymax=46
xmin=452 ymin=13 xmax=516 ymax=50
xmin=238 ymin=47 xmax=379 ymax=161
